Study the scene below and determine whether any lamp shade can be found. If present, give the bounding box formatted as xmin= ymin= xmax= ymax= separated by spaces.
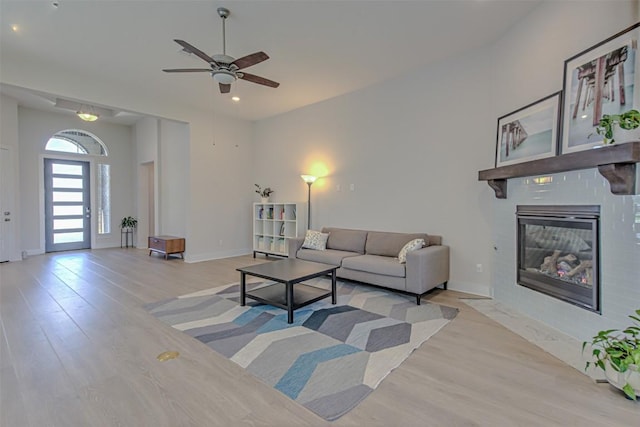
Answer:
xmin=301 ymin=175 xmax=317 ymax=184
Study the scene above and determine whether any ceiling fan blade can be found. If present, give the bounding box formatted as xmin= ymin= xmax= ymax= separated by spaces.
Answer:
xmin=219 ymin=83 xmax=231 ymax=94
xmin=173 ymin=39 xmax=219 ymax=65
xmin=238 ymin=72 xmax=280 ymax=88
xmin=231 ymin=52 xmax=269 ymax=70
xmin=163 ymin=68 xmax=211 ymax=73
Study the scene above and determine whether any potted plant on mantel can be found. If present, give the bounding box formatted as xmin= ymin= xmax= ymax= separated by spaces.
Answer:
xmin=593 ymin=109 xmax=640 ymax=145
xmin=583 ymin=309 xmax=640 ymax=400
xmin=255 ymin=184 xmax=274 ymax=203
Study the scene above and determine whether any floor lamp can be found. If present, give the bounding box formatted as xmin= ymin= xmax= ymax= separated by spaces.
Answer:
xmin=300 ymin=175 xmax=317 ymax=229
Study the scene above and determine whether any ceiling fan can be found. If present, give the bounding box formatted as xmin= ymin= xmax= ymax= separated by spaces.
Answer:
xmin=163 ymin=7 xmax=279 ymax=94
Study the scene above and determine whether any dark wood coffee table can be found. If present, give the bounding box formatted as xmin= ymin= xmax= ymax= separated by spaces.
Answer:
xmin=237 ymin=259 xmax=338 ymax=323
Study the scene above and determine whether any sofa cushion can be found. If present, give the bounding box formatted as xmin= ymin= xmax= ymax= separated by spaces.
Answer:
xmin=365 ymin=231 xmax=430 ymax=257
xmin=342 ymin=254 xmax=406 ymax=278
xmin=296 ymin=248 xmax=359 ymax=266
xmin=398 ymin=238 xmax=426 ymax=263
xmin=322 ymin=227 xmax=368 ymax=254
xmin=301 ymin=230 xmax=329 ymax=250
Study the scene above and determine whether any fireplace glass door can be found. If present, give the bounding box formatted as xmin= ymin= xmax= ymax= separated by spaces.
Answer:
xmin=517 ymin=205 xmax=600 ymax=312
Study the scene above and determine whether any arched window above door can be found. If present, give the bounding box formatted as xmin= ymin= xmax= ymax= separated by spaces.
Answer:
xmin=45 ymin=129 xmax=108 ymax=156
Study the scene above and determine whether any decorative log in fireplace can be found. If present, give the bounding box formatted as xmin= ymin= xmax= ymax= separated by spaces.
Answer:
xmin=516 ymin=205 xmax=600 ymax=312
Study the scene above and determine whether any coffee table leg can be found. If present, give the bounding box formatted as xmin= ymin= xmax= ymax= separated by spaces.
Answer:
xmin=240 ymin=272 xmax=246 ymax=306
xmin=331 ymin=270 xmax=337 ymax=304
xmin=287 ymin=281 xmax=294 ymax=324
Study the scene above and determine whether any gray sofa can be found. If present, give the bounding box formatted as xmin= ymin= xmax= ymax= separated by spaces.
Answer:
xmin=288 ymin=227 xmax=449 ymax=304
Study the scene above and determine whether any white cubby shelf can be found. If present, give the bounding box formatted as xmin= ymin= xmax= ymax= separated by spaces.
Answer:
xmin=252 ymin=202 xmax=306 ymax=258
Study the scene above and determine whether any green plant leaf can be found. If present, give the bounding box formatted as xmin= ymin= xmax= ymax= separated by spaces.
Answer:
xmin=622 ymin=383 xmax=637 ymax=400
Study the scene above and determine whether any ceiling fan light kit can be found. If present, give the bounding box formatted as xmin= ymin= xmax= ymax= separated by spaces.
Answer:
xmin=163 ymin=6 xmax=279 ymax=93
xmin=213 ymin=70 xmax=236 ymax=85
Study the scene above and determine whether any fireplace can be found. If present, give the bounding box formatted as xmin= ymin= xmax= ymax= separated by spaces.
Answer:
xmin=516 ymin=205 xmax=600 ymax=313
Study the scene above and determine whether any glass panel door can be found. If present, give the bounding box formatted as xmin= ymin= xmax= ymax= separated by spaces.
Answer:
xmin=44 ymin=159 xmax=91 ymax=252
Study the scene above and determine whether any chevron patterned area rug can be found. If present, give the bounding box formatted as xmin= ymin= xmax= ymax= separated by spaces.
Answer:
xmin=145 ymin=278 xmax=457 ymax=421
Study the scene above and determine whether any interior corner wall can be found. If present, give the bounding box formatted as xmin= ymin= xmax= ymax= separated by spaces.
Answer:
xmin=133 ymin=112 xmax=253 ymax=261
xmin=253 ymin=46 xmax=496 ymax=296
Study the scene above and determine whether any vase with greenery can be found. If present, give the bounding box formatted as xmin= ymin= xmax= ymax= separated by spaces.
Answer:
xmin=254 ymin=184 xmax=274 ymax=202
xmin=583 ymin=309 xmax=640 ymax=400
xmin=120 ymin=216 xmax=138 ymax=230
xmin=593 ymin=109 xmax=640 ymax=144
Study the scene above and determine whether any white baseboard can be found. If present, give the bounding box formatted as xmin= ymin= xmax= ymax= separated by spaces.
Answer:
xmin=447 ymin=281 xmax=492 ymax=297
xmin=23 ymin=249 xmax=45 ymax=258
xmin=185 ymin=248 xmax=252 ymax=263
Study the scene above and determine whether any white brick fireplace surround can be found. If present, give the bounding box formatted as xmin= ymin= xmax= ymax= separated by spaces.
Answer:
xmin=491 ymin=167 xmax=640 ymax=343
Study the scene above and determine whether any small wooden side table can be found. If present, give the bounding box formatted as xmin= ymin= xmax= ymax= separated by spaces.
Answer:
xmin=148 ymin=235 xmax=185 ymax=260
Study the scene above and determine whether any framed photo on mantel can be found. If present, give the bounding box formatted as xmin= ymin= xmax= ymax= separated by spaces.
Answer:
xmin=495 ymin=92 xmax=561 ymax=168
xmin=561 ymin=22 xmax=640 ymax=154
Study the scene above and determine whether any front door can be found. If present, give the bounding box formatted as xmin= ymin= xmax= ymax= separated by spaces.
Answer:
xmin=44 ymin=159 xmax=91 ymax=252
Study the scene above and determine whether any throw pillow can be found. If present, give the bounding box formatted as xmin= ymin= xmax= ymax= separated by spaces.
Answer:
xmin=398 ymin=238 xmax=425 ymax=263
xmin=301 ymin=230 xmax=329 ymax=251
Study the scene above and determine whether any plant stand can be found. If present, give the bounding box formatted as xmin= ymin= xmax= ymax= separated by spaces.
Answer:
xmin=121 ymin=228 xmax=134 ymax=248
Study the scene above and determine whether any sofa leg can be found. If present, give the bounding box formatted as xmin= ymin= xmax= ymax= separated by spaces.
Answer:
xmin=442 ymin=281 xmax=448 ymax=290
xmin=416 ymin=294 xmax=421 ymax=305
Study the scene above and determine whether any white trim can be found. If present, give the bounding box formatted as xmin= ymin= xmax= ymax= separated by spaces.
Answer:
xmin=448 ymin=281 xmax=492 ymax=298
xmin=184 ymin=248 xmax=252 ymax=264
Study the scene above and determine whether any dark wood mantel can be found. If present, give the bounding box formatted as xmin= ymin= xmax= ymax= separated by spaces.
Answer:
xmin=478 ymin=141 xmax=640 ymax=198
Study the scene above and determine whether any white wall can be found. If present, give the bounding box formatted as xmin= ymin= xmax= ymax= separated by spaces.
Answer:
xmin=253 ymin=36 xmax=496 ymax=295
xmin=186 ymin=111 xmax=254 ymax=262
xmin=134 ymin=117 xmax=159 ymax=247
xmin=159 ymin=119 xmax=189 ymax=238
xmin=0 ymin=95 xmax=22 ymax=261
xmin=16 ymin=107 xmax=134 ymax=252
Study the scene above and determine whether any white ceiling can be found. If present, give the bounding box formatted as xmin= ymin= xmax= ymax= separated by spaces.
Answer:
xmin=0 ymin=0 xmax=542 ymax=123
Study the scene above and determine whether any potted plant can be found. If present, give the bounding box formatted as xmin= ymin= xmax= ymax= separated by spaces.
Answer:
xmin=583 ymin=309 xmax=640 ymax=400
xmin=120 ymin=216 xmax=138 ymax=230
xmin=593 ymin=109 xmax=640 ymax=144
xmin=254 ymin=184 xmax=274 ymax=203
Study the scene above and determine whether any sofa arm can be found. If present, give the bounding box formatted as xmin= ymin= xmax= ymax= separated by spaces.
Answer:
xmin=287 ymin=237 xmax=305 ymax=258
xmin=405 ymin=245 xmax=450 ymax=294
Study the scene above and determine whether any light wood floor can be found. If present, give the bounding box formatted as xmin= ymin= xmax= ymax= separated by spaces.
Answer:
xmin=1 ymin=249 xmax=637 ymax=426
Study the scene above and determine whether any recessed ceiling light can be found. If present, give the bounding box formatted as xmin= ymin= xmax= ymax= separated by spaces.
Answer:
xmin=232 ymin=96 xmax=240 ymax=102
xmin=11 ymin=25 xmax=19 ymax=32
xmin=581 ymin=114 xmax=588 ymax=119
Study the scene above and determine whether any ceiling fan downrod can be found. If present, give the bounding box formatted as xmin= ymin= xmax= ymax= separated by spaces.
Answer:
xmin=217 ymin=7 xmax=229 ymax=56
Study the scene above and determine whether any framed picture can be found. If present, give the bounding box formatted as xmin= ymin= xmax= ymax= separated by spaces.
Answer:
xmin=561 ymin=22 xmax=640 ymax=153
xmin=495 ymin=92 xmax=561 ymax=167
